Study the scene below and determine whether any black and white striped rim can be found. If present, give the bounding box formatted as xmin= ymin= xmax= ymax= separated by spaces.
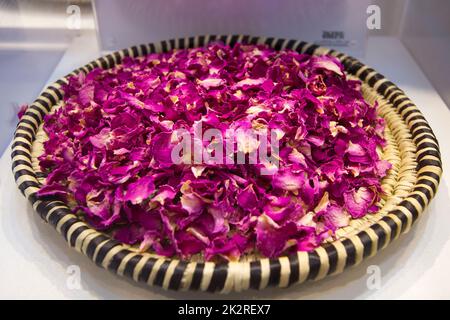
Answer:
xmin=11 ymin=35 xmax=442 ymax=292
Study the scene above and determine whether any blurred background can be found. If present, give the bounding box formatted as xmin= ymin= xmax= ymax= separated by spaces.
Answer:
xmin=0 ymin=0 xmax=449 ymax=154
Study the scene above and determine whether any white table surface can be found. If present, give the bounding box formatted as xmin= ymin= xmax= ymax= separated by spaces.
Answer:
xmin=1 ymin=35 xmax=449 ymax=300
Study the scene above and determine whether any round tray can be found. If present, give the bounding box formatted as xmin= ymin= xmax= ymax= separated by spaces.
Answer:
xmin=11 ymin=35 xmax=442 ymax=293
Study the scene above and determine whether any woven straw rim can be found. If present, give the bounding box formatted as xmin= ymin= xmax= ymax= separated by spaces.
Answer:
xmin=11 ymin=35 xmax=442 ymax=293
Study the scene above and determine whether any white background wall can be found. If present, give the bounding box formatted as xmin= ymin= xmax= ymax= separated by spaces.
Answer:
xmin=93 ymin=0 xmax=370 ymax=56
xmin=0 ymin=0 xmax=93 ymax=153
xmin=399 ymin=0 xmax=450 ymax=111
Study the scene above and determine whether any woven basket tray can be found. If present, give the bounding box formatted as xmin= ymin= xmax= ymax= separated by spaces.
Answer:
xmin=11 ymin=35 xmax=442 ymax=293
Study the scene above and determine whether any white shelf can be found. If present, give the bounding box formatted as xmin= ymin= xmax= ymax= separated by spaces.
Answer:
xmin=1 ymin=35 xmax=449 ymax=299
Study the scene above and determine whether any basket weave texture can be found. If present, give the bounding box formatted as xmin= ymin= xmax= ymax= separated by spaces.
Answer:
xmin=11 ymin=35 xmax=442 ymax=293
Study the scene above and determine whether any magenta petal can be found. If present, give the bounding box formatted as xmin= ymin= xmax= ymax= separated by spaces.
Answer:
xmin=256 ymin=215 xmax=297 ymax=258
xmin=79 ymin=84 xmax=94 ymax=105
xmin=197 ymin=77 xmax=225 ymax=89
xmin=176 ymin=231 xmax=206 ymax=256
xmin=89 ymin=128 xmax=112 ymax=149
xmin=347 ymin=141 xmax=365 ymax=156
xmin=114 ymin=224 xmax=143 ymax=245
xmin=181 ymin=193 xmax=203 ymax=214
xmin=321 ymin=204 xmax=350 ymax=231
xmin=376 ymin=160 xmax=392 ymax=176
xmin=236 ymin=184 xmax=258 ymax=209
xmin=272 ymin=170 xmax=305 ymax=191
xmin=37 ymin=183 xmax=67 ymax=198
xmin=311 ymin=55 xmax=344 ymax=76
xmin=233 ymin=77 xmax=265 ymax=90
xmin=296 ymin=226 xmax=319 ymax=251
xmin=151 ymin=132 xmax=174 ymax=164
xmin=123 ymin=176 xmax=155 ymax=204
xmin=263 ymin=197 xmax=298 ymax=223
xmin=344 ymin=187 xmax=376 ymax=218
xmin=152 ymin=185 xmax=177 ymax=205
